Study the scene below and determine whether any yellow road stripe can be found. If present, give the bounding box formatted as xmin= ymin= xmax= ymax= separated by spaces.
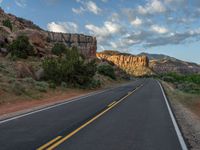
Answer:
xmin=108 ymin=101 xmax=116 ymax=107
xmin=44 ymin=84 xmax=143 ymax=150
xmin=37 ymin=136 xmax=62 ymax=150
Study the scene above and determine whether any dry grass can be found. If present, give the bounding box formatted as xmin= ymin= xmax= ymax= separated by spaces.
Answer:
xmin=162 ymin=81 xmax=200 ymax=117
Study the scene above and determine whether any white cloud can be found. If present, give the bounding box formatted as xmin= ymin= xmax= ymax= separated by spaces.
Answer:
xmin=0 ymin=0 xmax=3 ymax=4
xmin=131 ymin=17 xmax=142 ymax=27
xmin=145 ymin=28 xmax=200 ymax=47
xmin=47 ymin=22 xmax=78 ymax=33
xmin=15 ymin=0 xmax=26 ymax=8
xmin=110 ymin=38 xmax=140 ymax=50
xmin=86 ymin=21 xmax=121 ymax=35
xmin=151 ymin=25 xmax=168 ymax=34
xmin=85 ymin=21 xmax=122 ymax=44
xmin=138 ymin=0 xmax=166 ymax=15
xmin=73 ymin=0 xmax=101 ymax=15
xmin=85 ymin=1 xmax=101 ymax=15
xmin=72 ymin=7 xmax=85 ymax=14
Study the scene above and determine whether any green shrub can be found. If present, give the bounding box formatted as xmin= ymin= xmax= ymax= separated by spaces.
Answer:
xmin=160 ymin=73 xmax=200 ymax=94
xmin=12 ymin=81 xmax=25 ymax=95
xmin=71 ymin=59 xmax=97 ymax=87
xmin=3 ymin=19 xmax=12 ymax=31
xmin=43 ymin=47 xmax=97 ymax=87
xmin=42 ymin=57 xmax=74 ymax=84
xmin=61 ymin=82 xmax=68 ymax=88
xmin=22 ymin=77 xmax=35 ymax=84
xmin=49 ymin=82 xmax=56 ymax=89
xmin=98 ymin=64 xmax=116 ymax=79
xmin=88 ymin=79 xmax=101 ymax=89
xmin=35 ymin=81 xmax=49 ymax=92
xmin=8 ymin=35 xmax=34 ymax=59
xmin=162 ymin=76 xmax=175 ymax=82
xmin=52 ymin=43 xmax=67 ymax=56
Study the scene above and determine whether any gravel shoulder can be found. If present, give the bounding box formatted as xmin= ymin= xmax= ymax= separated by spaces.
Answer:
xmin=162 ymin=81 xmax=200 ymax=150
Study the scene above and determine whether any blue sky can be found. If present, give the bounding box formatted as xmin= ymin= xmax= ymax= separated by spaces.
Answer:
xmin=0 ymin=0 xmax=200 ymax=64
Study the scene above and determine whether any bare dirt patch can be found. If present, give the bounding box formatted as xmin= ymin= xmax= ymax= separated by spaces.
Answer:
xmin=0 ymin=88 xmax=93 ymax=118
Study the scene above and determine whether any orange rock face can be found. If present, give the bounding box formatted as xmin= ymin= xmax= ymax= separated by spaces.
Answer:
xmin=97 ymin=51 xmax=152 ymax=76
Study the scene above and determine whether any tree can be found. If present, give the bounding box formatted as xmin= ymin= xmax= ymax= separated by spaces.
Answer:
xmin=52 ymin=43 xmax=66 ymax=56
xmin=3 ymin=19 xmax=12 ymax=31
xmin=43 ymin=46 xmax=97 ymax=87
xmin=8 ymin=35 xmax=34 ymax=59
xmin=98 ymin=64 xmax=116 ymax=79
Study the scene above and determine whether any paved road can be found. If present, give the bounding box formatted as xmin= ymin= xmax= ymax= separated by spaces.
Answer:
xmin=0 ymin=79 xmax=187 ymax=150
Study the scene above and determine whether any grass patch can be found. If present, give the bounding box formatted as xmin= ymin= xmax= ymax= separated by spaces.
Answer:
xmin=162 ymin=81 xmax=200 ymax=116
xmin=159 ymin=73 xmax=200 ymax=94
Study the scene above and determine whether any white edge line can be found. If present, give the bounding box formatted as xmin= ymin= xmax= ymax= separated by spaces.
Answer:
xmin=0 ymin=81 xmax=137 ymax=124
xmin=157 ymin=80 xmax=188 ymax=150
xmin=0 ymin=88 xmax=110 ymax=125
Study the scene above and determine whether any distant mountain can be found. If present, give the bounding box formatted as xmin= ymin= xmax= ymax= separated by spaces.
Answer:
xmin=138 ymin=52 xmax=177 ymax=61
xmin=138 ymin=53 xmax=200 ymax=74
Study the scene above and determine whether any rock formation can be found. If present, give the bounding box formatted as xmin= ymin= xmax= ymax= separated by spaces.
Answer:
xmin=47 ymin=32 xmax=97 ymax=58
xmin=0 ymin=7 xmax=97 ymax=58
xmin=97 ymin=50 xmax=153 ymax=76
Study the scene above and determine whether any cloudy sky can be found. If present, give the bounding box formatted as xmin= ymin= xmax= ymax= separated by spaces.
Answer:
xmin=0 ymin=0 xmax=200 ymax=63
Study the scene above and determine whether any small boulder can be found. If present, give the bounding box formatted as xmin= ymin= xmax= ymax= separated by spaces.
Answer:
xmin=34 ymin=68 xmax=44 ymax=80
xmin=15 ymin=61 xmax=35 ymax=78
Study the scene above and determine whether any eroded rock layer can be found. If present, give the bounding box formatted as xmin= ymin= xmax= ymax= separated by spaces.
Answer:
xmin=47 ymin=32 xmax=97 ymax=58
xmin=97 ymin=51 xmax=153 ymax=76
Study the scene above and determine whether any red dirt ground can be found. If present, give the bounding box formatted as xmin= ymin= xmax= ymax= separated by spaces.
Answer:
xmin=0 ymin=89 xmax=93 ymax=117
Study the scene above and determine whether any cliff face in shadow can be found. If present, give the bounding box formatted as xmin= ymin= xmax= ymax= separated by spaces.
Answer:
xmin=47 ymin=32 xmax=96 ymax=58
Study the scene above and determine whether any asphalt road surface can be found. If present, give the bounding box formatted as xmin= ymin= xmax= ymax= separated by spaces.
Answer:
xmin=0 ymin=78 xmax=187 ymax=150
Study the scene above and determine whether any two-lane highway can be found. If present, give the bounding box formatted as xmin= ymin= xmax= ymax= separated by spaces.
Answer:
xmin=0 ymin=79 xmax=187 ymax=150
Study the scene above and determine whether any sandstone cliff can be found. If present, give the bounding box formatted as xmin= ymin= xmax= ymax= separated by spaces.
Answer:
xmin=47 ymin=32 xmax=96 ymax=58
xmin=97 ymin=50 xmax=153 ymax=76
xmin=0 ymin=8 xmax=96 ymax=58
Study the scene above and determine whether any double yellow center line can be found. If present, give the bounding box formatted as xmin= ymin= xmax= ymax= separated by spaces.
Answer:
xmin=37 ymin=84 xmax=143 ymax=150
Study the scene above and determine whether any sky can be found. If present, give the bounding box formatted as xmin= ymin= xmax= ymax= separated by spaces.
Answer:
xmin=0 ymin=0 xmax=200 ymax=64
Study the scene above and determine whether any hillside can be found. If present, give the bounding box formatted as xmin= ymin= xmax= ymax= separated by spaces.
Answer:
xmin=0 ymin=8 xmax=96 ymax=58
xmin=138 ymin=53 xmax=200 ymax=74
xmin=0 ymin=8 xmax=131 ymax=105
xmin=138 ymin=52 xmax=177 ymax=61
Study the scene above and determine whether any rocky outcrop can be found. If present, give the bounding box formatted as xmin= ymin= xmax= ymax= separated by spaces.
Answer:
xmin=47 ymin=32 xmax=97 ymax=58
xmin=0 ymin=8 xmax=97 ymax=58
xmin=15 ymin=61 xmax=35 ymax=78
xmin=97 ymin=50 xmax=153 ymax=76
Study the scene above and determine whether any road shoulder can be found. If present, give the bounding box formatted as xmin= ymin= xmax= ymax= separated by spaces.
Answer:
xmin=0 ymin=81 xmax=131 ymax=122
xmin=162 ymin=81 xmax=200 ymax=150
